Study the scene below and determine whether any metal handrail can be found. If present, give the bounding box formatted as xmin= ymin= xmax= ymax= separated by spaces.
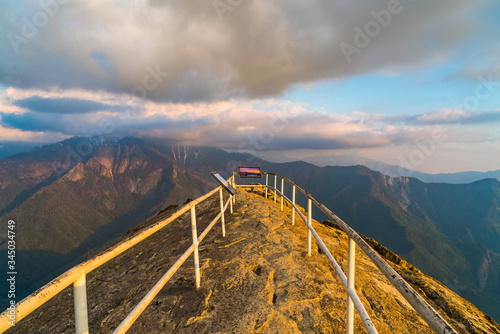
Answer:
xmin=253 ymin=172 xmax=457 ymax=334
xmin=264 ymin=184 xmax=377 ymax=334
xmin=0 ymin=176 xmax=235 ymax=334
xmin=113 ymin=196 xmax=232 ymax=334
xmin=0 ymin=170 xmax=459 ymax=334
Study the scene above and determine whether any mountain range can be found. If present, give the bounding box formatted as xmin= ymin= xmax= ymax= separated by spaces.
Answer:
xmin=255 ymin=151 xmax=500 ymax=184
xmin=0 ymin=137 xmax=212 ymax=307
xmin=0 ymin=137 xmax=499 ymax=322
xmin=4 ymin=140 xmax=499 ymax=184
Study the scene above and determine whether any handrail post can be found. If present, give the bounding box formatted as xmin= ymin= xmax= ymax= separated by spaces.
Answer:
xmin=229 ymin=174 xmax=233 ymax=213
xmin=292 ymin=185 xmax=296 ymax=225
xmin=191 ymin=205 xmax=201 ymax=288
xmin=73 ymin=273 xmax=89 ymax=334
xmin=280 ymin=178 xmax=284 ymax=211
xmin=229 ymin=194 xmax=233 ymax=214
xmin=232 ymin=175 xmax=236 ymax=204
xmin=307 ymin=198 xmax=312 ymax=256
xmin=220 ymin=188 xmax=226 ymax=237
xmin=346 ymin=237 xmax=356 ymax=334
xmin=274 ymin=175 xmax=277 ymax=203
xmin=265 ymin=174 xmax=268 ymax=199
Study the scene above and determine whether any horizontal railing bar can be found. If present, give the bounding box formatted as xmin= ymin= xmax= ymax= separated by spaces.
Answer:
xmin=113 ymin=243 xmax=197 ymax=334
xmin=263 ymin=172 xmax=310 ymax=197
xmin=83 ymin=186 xmax=221 ymax=275
xmin=265 ymin=174 xmax=457 ymax=334
xmin=114 ymin=196 xmax=232 ymax=333
xmin=267 ymin=185 xmax=377 ymax=334
xmin=0 ymin=185 xmax=222 ymax=332
xmin=198 ymin=198 xmax=230 ymax=243
xmin=0 ymin=265 xmax=86 ymax=333
xmin=234 ymin=184 xmax=265 ymax=187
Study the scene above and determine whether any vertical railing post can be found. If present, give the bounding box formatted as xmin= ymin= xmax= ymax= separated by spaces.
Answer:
xmin=265 ymin=174 xmax=268 ymax=199
xmin=191 ymin=205 xmax=200 ymax=288
xmin=229 ymin=174 xmax=233 ymax=213
xmin=229 ymin=194 xmax=233 ymax=214
xmin=307 ymin=198 xmax=312 ymax=256
xmin=232 ymin=175 xmax=236 ymax=204
xmin=280 ymin=178 xmax=284 ymax=211
xmin=292 ymin=185 xmax=296 ymax=225
xmin=73 ymin=273 xmax=89 ymax=334
xmin=220 ymin=187 xmax=226 ymax=237
xmin=274 ymin=175 xmax=277 ymax=203
xmin=346 ymin=237 xmax=355 ymax=334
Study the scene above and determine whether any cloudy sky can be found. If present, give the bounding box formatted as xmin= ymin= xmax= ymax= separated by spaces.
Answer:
xmin=1 ymin=0 xmax=499 ymax=173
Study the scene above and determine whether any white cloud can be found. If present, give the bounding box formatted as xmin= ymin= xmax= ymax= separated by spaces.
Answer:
xmin=416 ymin=108 xmax=467 ymax=124
xmin=2 ymin=88 xmax=489 ymax=151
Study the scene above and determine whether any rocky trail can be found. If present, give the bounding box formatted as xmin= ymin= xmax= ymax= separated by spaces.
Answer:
xmin=9 ymin=188 xmax=499 ymax=333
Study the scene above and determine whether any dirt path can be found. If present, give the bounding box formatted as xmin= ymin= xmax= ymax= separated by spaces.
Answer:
xmin=132 ymin=188 xmax=431 ymax=333
xmin=10 ymin=188 xmax=436 ymax=334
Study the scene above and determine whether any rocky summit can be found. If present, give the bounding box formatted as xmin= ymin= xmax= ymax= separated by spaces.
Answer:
xmin=9 ymin=188 xmax=500 ymax=333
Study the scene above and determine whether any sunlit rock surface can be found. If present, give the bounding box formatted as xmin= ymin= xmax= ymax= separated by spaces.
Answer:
xmin=9 ymin=189 xmax=500 ymax=333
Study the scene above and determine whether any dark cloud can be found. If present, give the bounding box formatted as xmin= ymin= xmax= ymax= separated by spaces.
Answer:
xmin=0 ymin=110 xmax=213 ymax=138
xmin=236 ymin=137 xmax=381 ymax=151
xmin=1 ymin=112 xmax=67 ymax=132
xmin=407 ymin=110 xmax=500 ymax=126
xmin=0 ymin=1 xmax=496 ymax=102
xmin=14 ymin=96 xmax=123 ymax=114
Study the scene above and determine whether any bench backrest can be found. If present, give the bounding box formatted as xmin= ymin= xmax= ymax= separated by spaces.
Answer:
xmin=239 ymin=167 xmax=261 ymax=178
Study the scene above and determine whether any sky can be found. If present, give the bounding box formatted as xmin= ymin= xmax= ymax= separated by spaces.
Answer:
xmin=0 ymin=0 xmax=500 ymax=173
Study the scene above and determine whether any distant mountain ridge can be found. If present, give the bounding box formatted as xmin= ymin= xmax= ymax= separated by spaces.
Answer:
xmin=0 ymin=141 xmax=44 ymax=161
xmin=3 ymin=141 xmax=498 ymax=184
xmin=1 ymin=137 xmax=499 ymax=323
xmin=299 ymin=153 xmax=500 ymax=184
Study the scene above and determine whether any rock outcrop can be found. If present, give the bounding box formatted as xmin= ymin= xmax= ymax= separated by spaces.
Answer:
xmin=8 ymin=188 xmax=500 ymax=333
